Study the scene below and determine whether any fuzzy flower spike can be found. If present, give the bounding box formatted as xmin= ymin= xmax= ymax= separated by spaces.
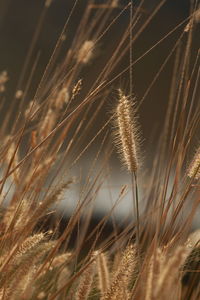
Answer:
xmin=114 ymin=89 xmax=139 ymax=173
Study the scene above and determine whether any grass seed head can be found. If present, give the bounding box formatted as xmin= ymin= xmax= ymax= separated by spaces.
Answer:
xmin=187 ymin=146 xmax=200 ymax=180
xmin=113 ymin=89 xmax=140 ymax=173
xmin=0 ymin=70 xmax=8 ymax=93
xmin=77 ymin=40 xmax=95 ymax=64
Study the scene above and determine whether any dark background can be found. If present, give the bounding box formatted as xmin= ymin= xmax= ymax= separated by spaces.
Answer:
xmin=0 ymin=0 xmax=192 ymax=139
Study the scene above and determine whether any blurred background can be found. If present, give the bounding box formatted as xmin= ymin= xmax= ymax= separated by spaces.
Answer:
xmin=0 ymin=0 xmax=199 ymax=226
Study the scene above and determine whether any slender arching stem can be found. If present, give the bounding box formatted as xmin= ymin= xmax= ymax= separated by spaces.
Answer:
xmin=131 ymin=171 xmax=140 ymax=263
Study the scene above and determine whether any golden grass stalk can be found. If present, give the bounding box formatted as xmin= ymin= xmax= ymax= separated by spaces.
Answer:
xmin=37 ymin=291 xmax=46 ymax=299
xmin=51 ymin=252 xmax=72 ymax=268
xmin=72 ymin=79 xmax=82 ymax=100
xmin=181 ymin=245 xmax=200 ymax=299
xmin=15 ymin=233 xmax=46 ymax=258
xmin=154 ymin=246 xmax=188 ymax=298
xmin=185 ymin=229 xmax=200 ymax=248
xmin=26 ymin=180 xmax=74 ymax=229
xmin=2 ymin=241 xmax=54 ymax=282
xmin=53 ymin=86 xmax=69 ymax=110
xmin=38 ymin=252 xmax=72 ymax=279
xmin=0 ymin=287 xmax=11 ymax=300
xmin=0 ymin=1 xmax=199 ymax=299
xmin=0 ymin=71 xmax=8 ymax=93
xmin=75 ymin=255 xmax=97 ymax=300
xmin=187 ymin=146 xmax=200 ymax=180
xmin=24 ymin=100 xmax=39 ymax=120
xmin=111 ymin=0 xmax=119 ymax=8
xmin=56 ymin=267 xmax=70 ymax=291
xmin=2 ymin=198 xmax=30 ymax=235
xmin=15 ymin=89 xmax=23 ymax=99
xmin=97 ymin=252 xmax=110 ymax=296
xmin=144 ymin=256 xmax=154 ymax=300
xmin=113 ymin=89 xmax=139 ymax=173
xmin=103 ymin=245 xmax=136 ymax=300
xmin=77 ymin=41 xmax=95 ymax=64
xmin=5 ymin=140 xmax=20 ymax=184
xmin=39 ymin=108 xmax=56 ymax=139
xmin=184 ymin=7 xmax=200 ymax=32
xmin=14 ymin=267 xmax=35 ymax=299
xmin=1 ymin=241 xmax=54 ymax=300
xmin=113 ymin=89 xmax=141 ymax=261
xmin=45 ymin=0 xmax=52 ymax=8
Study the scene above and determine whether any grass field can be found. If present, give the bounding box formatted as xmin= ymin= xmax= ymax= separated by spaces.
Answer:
xmin=0 ymin=1 xmax=199 ymax=299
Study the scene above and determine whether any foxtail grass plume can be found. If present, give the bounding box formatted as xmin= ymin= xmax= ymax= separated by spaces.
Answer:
xmin=53 ymin=86 xmax=69 ymax=110
xmin=40 ymin=108 xmax=56 ymax=139
xmin=72 ymin=79 xmax=82 ymax=99
xmin=77 ymin=40 xmax=94 ymax=64
xmin=187 ymin=146 xmax=200 ymax=180
xmin=57 ymin=267 xmax=70 ymax=290
xmin=111 ymin=0 xmax=119 ymax=8
xmin=103 ymin=245 xmax=136 ymax=300
xmin=16 ymin=233 xmax=46 ymax=258
xmin=45 ymin=0 xmax=52 ymax=8
xmin=75 ymin=255 xmax=97 ymax=300
xmin=154 ymin=246 xmax=188 ymax=298
xmin=24 ymin=100 xmax=39 ymax=120
xmin=184 ymin=7 xmax=200 ymax=32
xmin=15 ymin=89 xmax=23 ymax=99
xmin=97 ymin=252 xmax=110 ymax=295
xmin=113 ymin=89 xmax=139 ymax=173
xmin=0 ymin=70 xmax=8 ymax=93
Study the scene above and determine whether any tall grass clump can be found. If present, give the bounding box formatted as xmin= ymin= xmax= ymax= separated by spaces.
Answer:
xmin=0 ymin=0 xmax=199 ymax=299
xmin=112 ymin=89 xmax=141 ymax=260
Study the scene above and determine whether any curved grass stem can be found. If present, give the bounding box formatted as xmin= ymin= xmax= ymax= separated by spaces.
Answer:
xmin=131 ymin=171 xmax=140 ymax=266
